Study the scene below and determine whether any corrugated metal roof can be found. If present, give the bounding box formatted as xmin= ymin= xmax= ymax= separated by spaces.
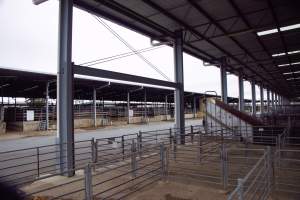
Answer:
xmin=74 ymin=0 xmax=300 ymax=98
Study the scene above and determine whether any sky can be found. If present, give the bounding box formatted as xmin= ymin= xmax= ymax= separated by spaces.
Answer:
xmin=0 ymin=0 xmax=265 ymax=101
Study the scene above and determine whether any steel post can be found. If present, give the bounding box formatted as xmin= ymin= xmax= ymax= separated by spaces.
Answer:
xmin=131 ymin=139 xmax=137 ymax=178
xmin=193 ymin=95 xmax=197 ymax=118
xmin=174 ymin=30 xmax=185 ymax=144
xmin=165 ymin=95 xmax=168 ymax=116
xmin=45 ymin=81 xmax=49 ymax=130
xmin=84 ymin=164 xmax=93 ymax=200
xmin=93 ymin=87 xmax=97 ymax=128
xmin=237 ymin=178 xmax=244 ymax=200
xmin=127 ymin=92 xmax=130 ymax=124
xmin=260 ymin=85 xmax=264 ymax=115
xmin=160 ymin=144 xmax=166 ymax=177
xmin=220 ymin=63 xmax=228 ymax=104
xmin=251 ymin=81 xmax=256 ymax=116
xmin=57 ymin=0 xmax=74 ymax=176
xmin=271 ymin=92 xmax=275 ymax=111
xmin=144 ymin=89 xmax=147 ymax=121
xmin=238 ymin=74 xmax=244 ymax=112
xmin=267 ymin=89 xmax=270 ymax=113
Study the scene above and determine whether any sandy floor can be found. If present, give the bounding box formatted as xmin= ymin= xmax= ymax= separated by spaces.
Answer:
xmin=127 ymin=180 xmax=227 ymax=200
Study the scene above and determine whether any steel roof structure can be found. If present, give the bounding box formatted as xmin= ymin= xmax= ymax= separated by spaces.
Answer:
xmin=74 ymin=0 xmax=300 ymax=98
xmin=0 ymin=67 xmax=243 ymax=103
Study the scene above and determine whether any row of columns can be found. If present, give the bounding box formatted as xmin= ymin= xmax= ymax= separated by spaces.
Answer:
xmin=219 ymin=64 xmax=286 ymax=115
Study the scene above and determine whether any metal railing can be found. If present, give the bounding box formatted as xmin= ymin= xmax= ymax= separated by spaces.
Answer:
xmin=0 ymin=139 xmax=93 ymax=186
xmin=274 ymin=149 xmax=300 ymax=194
xmin=17 ymin=142 xmax=167 ymax=200
xmin=227 ymin=147 xmax=272 ymax=200
xmin=0 ymin=121 xmax=296 ymax=200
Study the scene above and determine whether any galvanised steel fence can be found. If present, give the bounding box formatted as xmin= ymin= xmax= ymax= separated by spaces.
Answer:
xmin=227 ymin=147 xmax=272 ymax=200
xmin=0 ymin=123 xmax=294 ymax=200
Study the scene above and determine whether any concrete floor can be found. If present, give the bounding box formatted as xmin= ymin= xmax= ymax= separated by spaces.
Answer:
xmin=0 ymin=119 xmax=202 ymax=151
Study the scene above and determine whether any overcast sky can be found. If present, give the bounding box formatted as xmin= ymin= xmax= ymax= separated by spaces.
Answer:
xmin=0 ymin=0 xmax=264 ymax=100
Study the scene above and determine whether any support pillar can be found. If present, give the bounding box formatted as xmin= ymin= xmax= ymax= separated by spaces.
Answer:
xmin=275 ymin=93 xmax=278 ymax=108
xmin=271 ymin=92 xmax=275 ymax=111
xmin=57 ymin=0 xmax=74 ymax=177
xmin=93 ymin=88 xmax=97 ymax=128
xmin=45 ymin=82 xmax=49 ymax=130
xmin=102 ymin=97 xmax=104 ymax=111
xmin=165 ymin=95 xmax=168 ymax=116
xmin=144 ymin=89 xmax=147 ymax=120
xmin=220 ymin=63 xmax=228 ymax=104
xmin=260 ymin=85 xmax=264 ymax=115
xmin=251 ymin=81 xmax=256 ymax=116
xmin=193 ymin=95 xmax=197 ymax=118
xmin=174 ymin=30 xmax=185 ymax=143
xmin=127 ymin=92 xmax=130 ymax=124
xmin=267 ymin=89 xmax=270 ymax=113
xmin=238 ymin=74 xmax=244 ymax=112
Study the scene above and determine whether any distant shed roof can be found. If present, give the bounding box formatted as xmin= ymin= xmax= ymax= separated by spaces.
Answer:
xmin=0 ymin=67 xmax=243 ymax=103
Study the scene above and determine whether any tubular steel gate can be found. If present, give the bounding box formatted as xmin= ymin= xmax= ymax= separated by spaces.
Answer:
xmin=227 ymin=147 xmax=272 ymax=200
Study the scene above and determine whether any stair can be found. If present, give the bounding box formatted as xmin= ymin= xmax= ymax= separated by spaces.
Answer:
xmin=215 ymin=99 xmax=264 ymax=126
xmin=205 ymin=98 xmax=284 ymax=145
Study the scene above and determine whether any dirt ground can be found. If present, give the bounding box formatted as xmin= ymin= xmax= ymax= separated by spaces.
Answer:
xmin=127 ymin=180 xmax=227 ymax=200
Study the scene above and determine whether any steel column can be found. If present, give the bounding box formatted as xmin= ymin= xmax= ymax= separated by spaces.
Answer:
xmin=127 ymin=92 xmax=130 ymax=124
xmin=260 ymin=85 xmax=264 ymax=115
xmin=238 ymin=74 xmax=244 ymax=112
xmin=144 ymin=89 xmax=147 ymax=120
xmin=275 ymin=93 xmax=278 ymax=108
xmin=45 ymin=82 xmax=49 ymax=130
xmin=267 ymin=89 xmax=270 ymax=113
xmin=165 ymin=95 xmax=168 ymax=116
xmin=220 ymin=63 xmax=228 ymax=104
xmin=57 ymin=0 xmax=74 ymax=176
xmin=251 ymin=81 xmax=256 ymax=116
xmin=174 ymin=30 xmax=185 ymax=144
xmin=93 ymin=88 xmax=97 ymax=128
xmin=271 ymin=92 xmax=275 ymax=110
xmin=193 ymin=95 xmax=197 ymax=118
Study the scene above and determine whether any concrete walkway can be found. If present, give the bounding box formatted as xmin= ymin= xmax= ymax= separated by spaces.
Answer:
xmin=0 ymin=119 xmax=202 ymax=151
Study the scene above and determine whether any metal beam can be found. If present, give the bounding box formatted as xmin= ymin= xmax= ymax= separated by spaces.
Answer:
xmin=251 ymin=81 xmax=256 ymax=116
xmin=267 ymin=0 xmax=297 ymax=94
xmin=142 ymin=0 xmax=276 ymax=89
xmin=187 ymin=0 xmax=281 ymax=91
xmin=73 ymin=65 xmax=179 ymax=89
xmin=238 ymin=74 xmax=244 ymax=111
xmin=174 ymin=30 xmax=185 ymax=144
xmin=227 ymin=0 xmax=289 ymax=94
xmin=57 ymin=0 xmax=74 ymax=176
